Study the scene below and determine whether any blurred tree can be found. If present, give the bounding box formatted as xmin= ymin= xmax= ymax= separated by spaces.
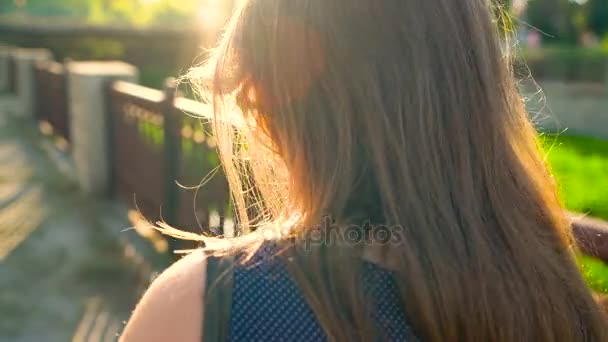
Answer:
xmin=10 ymin=0 xmax=231 ymax=27
xmin=586 ymin=0 xmax=608 ymax=37
xmin=525 ymin=0 xmax=581 ymax=44
xmin=24 ymin=0 xmax=89 ymax=16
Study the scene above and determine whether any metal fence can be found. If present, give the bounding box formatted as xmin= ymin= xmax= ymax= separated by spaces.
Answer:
xmin=34 ymin=60 xmax=69 ymax=142
xmin=107 ymin=81 xmax=167 ymax=224
xmin=173 ymin=97 xmax=230 ymax=234
xmin=107 ymin=79 xmax=230 ymax=248
xmin=2 ymin=49 xmax=233 ymax=249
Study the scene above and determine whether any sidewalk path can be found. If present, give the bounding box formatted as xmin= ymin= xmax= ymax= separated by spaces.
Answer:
xmin=0 ymin=95 xmax=163 ymax=342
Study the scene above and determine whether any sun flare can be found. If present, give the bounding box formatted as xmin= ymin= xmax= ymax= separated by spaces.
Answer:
xmin=197 ymin=0 xmax=229 ymax=30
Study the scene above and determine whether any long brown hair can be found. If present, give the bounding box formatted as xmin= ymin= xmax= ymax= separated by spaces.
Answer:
xmin=177 ymin=0 xmax=608 ymax=340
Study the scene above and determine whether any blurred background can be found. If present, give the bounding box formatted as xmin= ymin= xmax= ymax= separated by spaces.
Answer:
xmin=0 ymin=0 xmax=607 ymax=341
xmin=0 ymin=0 xmax=238 ymax=89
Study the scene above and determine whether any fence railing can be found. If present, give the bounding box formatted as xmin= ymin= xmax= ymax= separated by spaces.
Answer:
xmin=1 ymin=46 xmax=608 ymax=263
xmin=34 ymin=60 xmax=69 ymax=142
xmin=108 ymin=81 xmax=168 ymax=224
xmin=173 ymin=97 xmax=230 ymax=234
xmin=107 ymin=80 xmax=230 ymax=243
xmin=0 ymin=46 xmax=232 ymax=251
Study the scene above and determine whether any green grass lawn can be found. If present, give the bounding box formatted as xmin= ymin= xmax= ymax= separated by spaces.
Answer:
xmin=541 ymin=134 xmax=608 ymax=293
xmin=543 ymin=135 xmax=608 ymax=220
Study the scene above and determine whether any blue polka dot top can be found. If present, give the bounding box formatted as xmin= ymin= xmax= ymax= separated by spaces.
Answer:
xmin=223 ymin=242 xmax=418 ymax=341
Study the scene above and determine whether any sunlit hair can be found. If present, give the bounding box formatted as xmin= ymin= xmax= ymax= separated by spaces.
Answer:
xmin=176 ymin=0 xmax=608 ymax=340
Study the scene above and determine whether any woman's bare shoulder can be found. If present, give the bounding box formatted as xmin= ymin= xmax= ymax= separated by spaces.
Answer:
xmin=120 ymin=250 xmax=207 ymax=342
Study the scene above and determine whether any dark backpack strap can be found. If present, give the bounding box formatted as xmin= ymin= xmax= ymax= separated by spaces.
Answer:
xmin=202 ymin=255 xmax=236 ymax=342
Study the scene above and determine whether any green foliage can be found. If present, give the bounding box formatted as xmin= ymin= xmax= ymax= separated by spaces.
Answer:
xmin=525 ymin=0 xmax=582 ymax=44
xmin=586 ymin=0 xmax=608 ymax=38
xmin=139 ymin=66 xmax=179 ymax=89
xmin=519 ymin=0 xmax=608 ymax=44
xmin=4 ymin=0 xmax=236 ymax=27
xmin=21 ymin=0 xmax=89 ymax=16
xmin=94 ymin=0 xmax=202 ymax=26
